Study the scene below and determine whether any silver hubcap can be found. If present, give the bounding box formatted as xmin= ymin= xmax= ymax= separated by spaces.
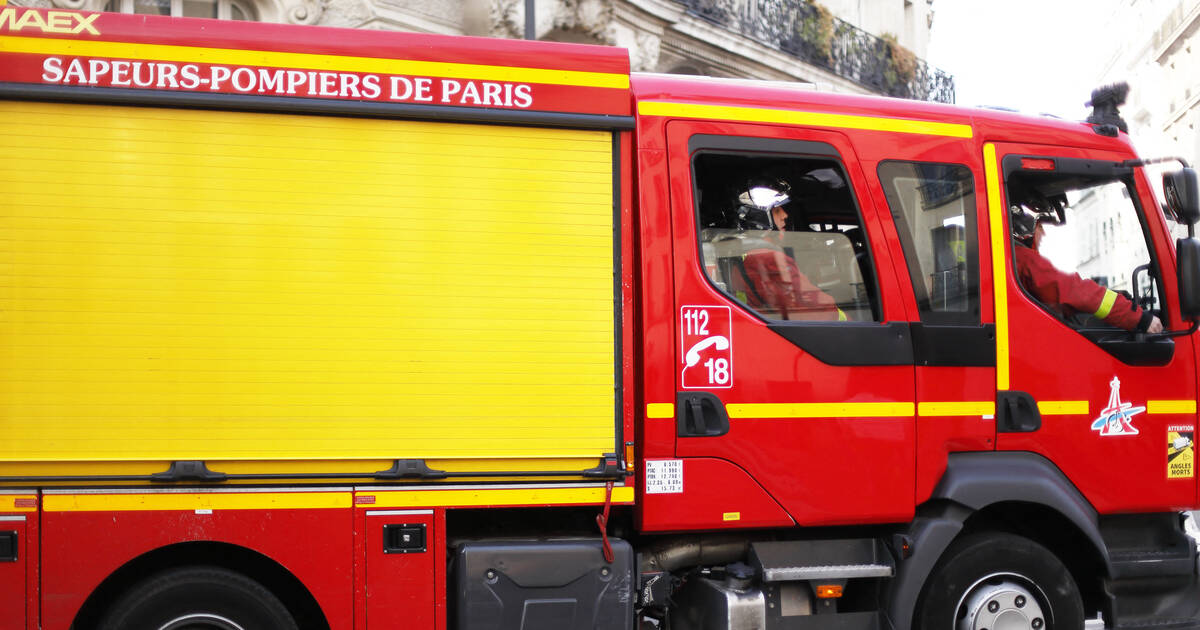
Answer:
xmin=158 ymin=613 xmax=246 ymax=630
xmin=957 ymin=573 xmax=1048 ymax=630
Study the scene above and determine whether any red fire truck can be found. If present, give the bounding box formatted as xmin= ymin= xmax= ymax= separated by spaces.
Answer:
xmin=1 ymin=6 xmax=1200 ymax=629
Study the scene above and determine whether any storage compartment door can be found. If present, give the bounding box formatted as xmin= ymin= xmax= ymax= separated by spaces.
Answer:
xmin=0 ymin=101 xmax=618 ymax=479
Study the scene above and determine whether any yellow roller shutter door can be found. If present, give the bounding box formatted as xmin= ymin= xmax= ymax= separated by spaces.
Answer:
xmin=0 ymin=101 xmax=616 ymax=472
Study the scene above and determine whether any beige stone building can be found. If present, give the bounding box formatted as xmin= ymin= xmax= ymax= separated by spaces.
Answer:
xmin=9 ymin=0 xmax=954 ymax=102
xmin=1097 ymin=0 xmax=1200 ymax=167
xmin=1045 ymin=0 xmax=1200 ymax=289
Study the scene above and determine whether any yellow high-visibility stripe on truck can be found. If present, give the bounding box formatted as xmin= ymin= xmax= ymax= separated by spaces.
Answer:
xmin=0 ymin=101 xmax=617 ymax=472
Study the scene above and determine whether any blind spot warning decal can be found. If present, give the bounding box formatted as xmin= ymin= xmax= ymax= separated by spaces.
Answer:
xmin=1168 ymin=425 xmax=1195 ymax=479
xmin=681 ymin=305 xmax=732 ymax=389
xmin=1091 ymin=376 xmax=1143 ymax=437
xmin=645 ymin=459 xmax=683 ymax=494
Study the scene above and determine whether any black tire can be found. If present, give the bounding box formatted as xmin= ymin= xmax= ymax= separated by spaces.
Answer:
xmin=98 ymin=566 xmax=299 ymax=630
xmin=915 ymin=532 xmax=1084 ymax=630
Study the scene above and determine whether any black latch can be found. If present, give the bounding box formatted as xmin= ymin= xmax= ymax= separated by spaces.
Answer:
xmin=374 ymin=459 xmax=447 ymax=480
xmin=583 ymin=453 xmax=623 ymax=478
xmin=383 ymin=523 xmax=426 ymax=553
xmin=0 ymin=531 xmax=17 ymax=562
xmin=151 ymin=461 xmax=228 ymax=483
xmin=676 ymin=392 xmax=730 ymax=437
xmin=997 ymin=391 xmax=1042 ymax=433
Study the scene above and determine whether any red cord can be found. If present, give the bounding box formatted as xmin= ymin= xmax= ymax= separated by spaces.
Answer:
xmin=596 ymin=481 xmax=614 ymax=563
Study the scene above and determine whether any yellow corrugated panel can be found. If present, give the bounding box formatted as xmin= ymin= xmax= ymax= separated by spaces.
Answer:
xmin=0 ymin=101 xmax=617 ymax=468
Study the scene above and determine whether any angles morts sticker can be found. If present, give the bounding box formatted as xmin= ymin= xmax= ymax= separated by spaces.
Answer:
xmin=1168 ymin=425 xmax=1195 ymax=479
xmin=1091 ymin=376 xmax=1144 ymax=437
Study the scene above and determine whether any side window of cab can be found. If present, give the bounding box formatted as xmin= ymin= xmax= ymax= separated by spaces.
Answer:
xmin=1002 ymin=156 xmax=1170 ymax=365
xmin=1007 ymin=167 xmax=1160 ymax=330
xmin=692 ymin=149 xmax=881 ymax=323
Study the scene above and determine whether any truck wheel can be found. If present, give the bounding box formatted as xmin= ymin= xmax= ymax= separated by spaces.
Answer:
xmin=97 ymin=566 xmax=299 ymax=630
xmin=915 ymin=532 xmax=1083 ymax=630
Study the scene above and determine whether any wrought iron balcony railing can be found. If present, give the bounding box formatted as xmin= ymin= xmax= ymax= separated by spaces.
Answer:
xmin=674 ymin=0 xmax=955 ymax=103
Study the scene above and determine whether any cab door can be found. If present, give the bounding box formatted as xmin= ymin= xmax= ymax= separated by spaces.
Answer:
xmin=987 ymin=142 xmax=1198 ymax=512
xmin=867 ymin=143 xmax=998 ymax=503
xmin=662 ymin=120 xmax=916 ymax=528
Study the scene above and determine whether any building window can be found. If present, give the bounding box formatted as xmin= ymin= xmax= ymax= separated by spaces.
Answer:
xmin=104 ymin=0 xmax=256 ymax=20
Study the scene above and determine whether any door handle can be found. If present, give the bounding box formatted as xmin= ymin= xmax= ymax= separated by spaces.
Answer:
xmin=997 ymin=390 xmax=1042 ymax=433
xmin=676 ymin=392 xmax=730 ymax=437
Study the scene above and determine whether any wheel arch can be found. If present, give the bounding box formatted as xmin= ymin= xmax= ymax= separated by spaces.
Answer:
xmin=887 ymin=451 xmax=1110 ymax=629
xmin=71 ymin=540 xmax=330 ymax=630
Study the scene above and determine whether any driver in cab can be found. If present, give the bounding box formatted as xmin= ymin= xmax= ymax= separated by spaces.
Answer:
xmin=1011 ymin=199 xmax=1163 ymax=334
xmin=732 ymin=180 xmax=846 ymax=322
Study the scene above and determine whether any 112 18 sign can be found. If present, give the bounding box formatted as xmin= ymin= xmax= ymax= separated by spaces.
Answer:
xmin=680 ymin=305 xmax=732 ymax=389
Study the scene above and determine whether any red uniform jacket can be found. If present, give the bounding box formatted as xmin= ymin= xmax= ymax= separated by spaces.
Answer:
xmin=1014 ymin=244 xmax=1146 ymax=331
xmin=737 ymin=248 xmax=843 ymax=321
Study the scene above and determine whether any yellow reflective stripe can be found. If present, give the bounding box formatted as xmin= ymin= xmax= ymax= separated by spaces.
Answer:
xmin=43 ymin=491 xmax=350 ymax=512
xmin=646 ymin=403 xmax=675 ymax=419
xmin=1038 ymin=400 xmax=1089 ymax=415
xmin=0 ymin=35 xmax=630 ymax=89
xmin=984 ymin=143 xmax=1010 ymax=391
xmin=918 ymin=401 xmax=996 ymax=417
xmin=726 ymin=402 xmax=915 ymax=419
xmin=361 ymin=485 xmax=634 ymax=509
xmin=1148 ymin=400 xmax=1198 ymax=414
xmin=1094 ymin=289 xmax=1118 ymax=319
xmin=637 ymin=101 xmax=973 ymax=138
xmin=837 ymin=309 xmax=848 ymax=322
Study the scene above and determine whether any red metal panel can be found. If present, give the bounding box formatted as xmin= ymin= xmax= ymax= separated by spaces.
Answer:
xmin=23 ymin=498 xmax=36 ymax=630
xmin=913 ymin=368 xmax=996 ymax=502
xmin=619 ymin=130 xmax=638 ymax=482
xmin=639 ymin=458 xmax=793 ymax=531
xmin=39 ymin=491 xmax=353 ymax=630
xmin=634 ymin=144 xmax=676 ymax=461
xmin=433 ymin=509 xmax=447 ymax=630
xmin=0 ymin=491 xmax=36 ymax=630
xmin=0 ymin=515 xmax=27 ymax=630
xmin=353 ymin=500 xmax=367 ymax=630
xmin=363 ymin=510 xmax=436 ymax=629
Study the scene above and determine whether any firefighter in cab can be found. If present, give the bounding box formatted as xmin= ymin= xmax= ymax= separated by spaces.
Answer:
xmin=732 ymin=179 xmax=846 ymax=321
xmin=1010 ymin=190 xmax=1163 ymax=333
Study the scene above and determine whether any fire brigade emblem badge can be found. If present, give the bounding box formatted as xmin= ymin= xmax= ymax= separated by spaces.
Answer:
xmin=1090 ymin=376 xmax=1144 ymax=436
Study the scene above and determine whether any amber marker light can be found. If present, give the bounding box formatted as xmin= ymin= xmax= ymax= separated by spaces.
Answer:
xmin=624 ymin=442 xmax=635 ymax=472
xmin=815 ymin=585 xmax=843 ymax=599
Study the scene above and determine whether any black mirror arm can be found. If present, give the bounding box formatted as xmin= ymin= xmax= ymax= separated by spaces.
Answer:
xmin=1145 ymin=318 xmax=1200 ymax=341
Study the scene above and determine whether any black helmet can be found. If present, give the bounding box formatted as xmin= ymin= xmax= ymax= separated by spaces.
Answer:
xmin=736 ymin=179 xmax=791 ymax=231
xmin=1008 ymin=182 xmax=1065 ymax=244
xmin=1010 ymin=206 xmax=1039 ymax=244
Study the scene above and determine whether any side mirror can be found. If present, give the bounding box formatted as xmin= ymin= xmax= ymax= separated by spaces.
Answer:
xmin=1177 ymin=237 xmax=1200 ymax=318
xmin=1164 ymin=168 xmax=1199 ymax=225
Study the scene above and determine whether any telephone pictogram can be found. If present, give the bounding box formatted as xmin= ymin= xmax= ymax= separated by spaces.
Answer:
xmin=684 ymin=335 xmax=729 ymax=367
